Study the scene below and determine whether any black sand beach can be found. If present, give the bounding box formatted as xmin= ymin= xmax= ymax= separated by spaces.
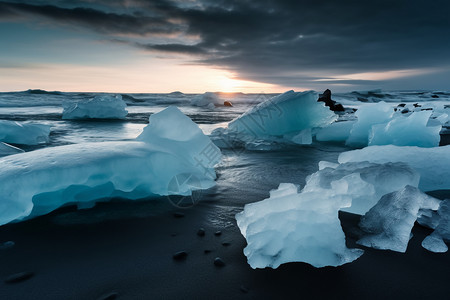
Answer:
xmin=1 ymin=189 xmax=449 ymax=300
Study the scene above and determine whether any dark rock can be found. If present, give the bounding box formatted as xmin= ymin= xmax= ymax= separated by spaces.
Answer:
xmin=413 ymin=103 xmax=422 ymax=108
xmin=240 ymin=285 xmax=249 ymax=293
xmin=173 ymin=251 xmax=188 ymax=260
xmin=171 ymin=233 xmax=177 ymax=237
xmin=173 ymin=212 xmax=185 ymax=218
xmin=214 ymin=231 xmax=222 ymax=236
xmin=317 ymin=89 xmax=345 ymax=111
xmin=96 ymin=291 xmax=119 ymax=300
xmin=4 ymin=271 xmax=34 ymax=284
xmin=222 ymin=242 xmax=231 ymax=247
xmin=432 ymin=94 xmax=439 ymax=98
xmin=224 ymin=101 xmax=233 ymax=107
xmin=204 ymin=249 xmax=212 ymax=254
xmin=397 ymin=103 xmax=406 ymax=107
xmin=421 ymin=108 xmax=433 ymax=111
xmin=197 ymin=228 xmax=205 ymax=237
xmin=401 ymin=108 xmax=410 ymax=114
xmin=214 ymin=257 xmax=225 ymax=267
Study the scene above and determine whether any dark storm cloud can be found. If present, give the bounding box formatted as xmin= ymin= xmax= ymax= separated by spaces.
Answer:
xmin=1 ymin=0 xmax=450 ymax=88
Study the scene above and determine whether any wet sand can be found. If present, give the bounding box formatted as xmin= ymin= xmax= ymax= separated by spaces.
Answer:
xmin=1 ymin=192 xmax=450 ymax=300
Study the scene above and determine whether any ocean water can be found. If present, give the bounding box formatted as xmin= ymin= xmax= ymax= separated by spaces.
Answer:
xmin=0 ymin=89 xmax=449 ymax=225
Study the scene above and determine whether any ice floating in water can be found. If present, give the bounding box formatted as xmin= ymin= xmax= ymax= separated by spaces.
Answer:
xmin=422 ymin=200 xmax=450 ymax=253
xmin=339 ymin=145 xmax=450 ymax=191
xmin=212 ymin=90 xmax=336 ymax=149
xmin=190 ymin=92 xmax=222 ymax=109
xmin=0 ymin=106 xmax=221 ymax=226
xmin=358 ymin=186 xmax=440 ymax=252
xmin=62 ymin=94 xmax=128 ymax=119
xmin=0 ymin=142 xmax=24 ymax=157
xmin=236 ymin=182 xmax=364 ymax=268
xmin=345 ymin=102 xmax=441 ymax=147
xmin=0 ymin=120 xmax=50 ymax=145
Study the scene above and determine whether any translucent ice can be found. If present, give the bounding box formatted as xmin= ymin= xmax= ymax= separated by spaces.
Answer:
xmin=62 ymin=94 xmax=128 ymax=119
xmin=358 ymin=186 xmax=440 ymax=252
xmin=369 ymin=111 xmax=441 ymax=147
xmin=339 ymin=145 xmax=450 ymax=191
xmin=315 ymin=121 xmax=355 ymax=142
xmin=0 ymin=142 xmax=24 ymax=157
xmin=422 ymin=200 xmax=450 ymax=253
xmin=236 ymin=183 xmax=364 ymax=269
xmin=0 ymin=120 xmax=50 ymax=145
xmin=229 ymin=90 xmax=337 ymax=137
xmin=345 ymin=102 xmax=441 ymax=147
xmin=346 ymin=102 xmax=393 ymax=147
xmin=0 ymin=106 xmax=221 ymax=225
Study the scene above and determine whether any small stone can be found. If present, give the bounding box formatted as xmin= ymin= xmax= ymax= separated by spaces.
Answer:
xmin=214 ymin=257 xmax=225 ymax=267
xmin=397 ymin=103 xmax=406 ymax=107
xmin=96 ymin=291 xmax=119 ymax=300
xmin=197 ymin=228 xmax=205 ymax=237
xmin=413 ymin=103 xmax=421 ymax=108
xmin=0 ymin=241 xmax=15 ymax=250
xmin=401 ymin=108 xmax=410 ymax=114
xmin=173 ymin=251 xmax=188 ymax=260
xmin=4 ymin=271 xmax=34 ymax=284
xmin=204 ymin=249 xmax=212 ymax=254
xmin=222 ymin=242 xmax=231 ymax=247
xmin=214 ymin=231 xmax=222 ymax=236
xmin=240 ymin=285 xmax=249 ymax=293
xmin=173 ymin=212 xmax=185 ymax=218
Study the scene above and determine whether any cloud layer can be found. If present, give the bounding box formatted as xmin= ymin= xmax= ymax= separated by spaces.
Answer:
xmin=1 ymin=0 xmax=449 ymax=89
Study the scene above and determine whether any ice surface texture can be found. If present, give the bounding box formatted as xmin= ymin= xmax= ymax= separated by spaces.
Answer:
xmin=236 ymin=182 xmax=364 ymax=268
xmin=212 ymin=90 xmax=336 ymax=149
xmin=339 ymin=145 xmax=450 ymax=191
xmin=0 ymin=142 xmax=24 ymax=157
xmin=0 ymin=106 xmax=221 ymax=225
xmin=62 ymin=94 xmax=128 ymax=119
xmin=422 ymin=200 xmax=450 ymax=253
xmin=358 ymin=186 xmax=440 ymax=252
xmin=345 ymin=102 xmax=441 ymax=147
xmin=0 ymin=120 xmax=50 ymax=145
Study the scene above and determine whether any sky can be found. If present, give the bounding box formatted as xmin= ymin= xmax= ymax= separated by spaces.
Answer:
xmin=0 ymin=0 xmax=449 ymax=93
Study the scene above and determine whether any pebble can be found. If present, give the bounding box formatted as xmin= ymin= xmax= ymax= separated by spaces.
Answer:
xmin=222 ymin=242 xmax=231 ymax=247
xmin=214 ymin=231 xmax=222 ymax=236
xmin=173 ymin=251 xmax=188 ymax=260
xmin=197 ymin=228 xmax=206 ymax=237
xmin=4 ymin=271 xmax=34 ymax=284
xmin=214 ymin=257 xmax=225 ymax=267
xmin=204 ymin=249 xmax=212 ymax=254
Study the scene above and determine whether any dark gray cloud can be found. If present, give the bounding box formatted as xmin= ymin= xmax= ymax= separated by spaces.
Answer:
xmin=1 ymin=0 xmax=450 ymax=89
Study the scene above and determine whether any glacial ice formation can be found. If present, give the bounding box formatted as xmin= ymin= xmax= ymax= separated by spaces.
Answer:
xmin=229 ymin=90 xmax=337 ymax=137
xmin=338 ymin=145 xmax=450 ymax=191
xmin=0 ymin=142 xmax=24 ymax=157
xmin=190 ymin=92 xmax=222 ymax=109
xmin=422 ymin=200 xmax=450 ymax=253
xmin=345 ymin=102 xmax=441 ymax=147
xmin=357 ymin=186 xmax=440 ymax=252
xmin=235 ymin=161 xmax=421 ymax=268
xmin=315 ymin=121 xmax=355 ymax=142
xmin=0 ymin=106 xmax=221 ymax=225
xmin=211 ymin=90 xmax=337 ymax=149
xmin=236 ymin=183 xmax=364 ymax=268
xmin=0 ymin=120 xmax=51 ymax=145
xmin=62 ymin=94 xmax=128 ymax=119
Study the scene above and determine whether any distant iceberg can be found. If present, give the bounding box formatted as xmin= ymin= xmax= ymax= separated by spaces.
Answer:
xmin=190 ymin=92 xmax=222 ymax=109
xmin=62 ymin=94 xmax=128 ymax=119
xmin=0 ymin=106 xmax=221 ymax=226
xmin=0 ymin=120 xmax=51 ymax=145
